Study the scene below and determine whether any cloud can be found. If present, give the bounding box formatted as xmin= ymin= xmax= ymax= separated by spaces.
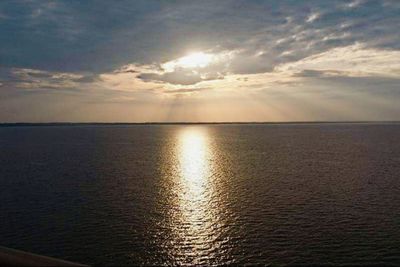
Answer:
xmin=0 ymin=67 xmax=100 ymax=90
xmin=276 ymin=43 xmax=400 ymax=78
xmin=306 ymin=12 xmax=320 ymax=23
xmin=139 ymin=71 xmax=202 ymax=86
xmin=111 ymin=51 xmax=231 ymax=85
xmin=343 ymin=0 xmax=365 ymax=9
xmin=114 ymin=64 xmax=163 ymax=75
xmin=163 ymin=87 xmax=210 ymax=94
xmin=1 ymin=0 xmax=399 ymax=74
xmin=0 ymin=1 xmax=400 ymax=121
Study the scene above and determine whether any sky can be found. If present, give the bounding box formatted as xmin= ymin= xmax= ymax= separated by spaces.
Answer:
xmin=0 ymin=0 xmax=399 ymax=122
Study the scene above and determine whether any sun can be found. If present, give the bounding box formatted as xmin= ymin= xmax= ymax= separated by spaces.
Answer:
xmin=163 ymin=52 xmax=214 ymax=71
xmin=177 ymin=52 xmax=213 ymax=68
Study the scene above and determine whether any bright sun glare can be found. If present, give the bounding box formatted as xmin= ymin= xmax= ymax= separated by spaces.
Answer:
xmin=178 ymin=52 xmax=213 ymax=68
xmin=163 ymin=52 xmax=214 ymax=71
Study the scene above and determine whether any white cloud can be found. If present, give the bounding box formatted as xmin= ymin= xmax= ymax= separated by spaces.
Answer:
xmin=343 ymin=0 xmax=364 ymax=9
xmin=112 ymin=50 xmax=236 ymax=86
xmin=306 ymin=12 xmax=320 ymax=23
xmin=275 ymin=43 xmax=400 ymax=78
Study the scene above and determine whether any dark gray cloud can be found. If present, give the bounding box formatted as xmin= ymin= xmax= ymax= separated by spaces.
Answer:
xmin=0 ymin=67 xmax=99 ymax=90
xmin=139 ymin=68 xmax=224 ymax=85
xmin=1 ymin=0 xmax=399 ymax=75
xmin=139 ymin=71 xmax=203 ymax=86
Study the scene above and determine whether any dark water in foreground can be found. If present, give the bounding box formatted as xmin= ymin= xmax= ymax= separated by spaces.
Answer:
xmin=1 ymin=123 xmax=400 ymax=266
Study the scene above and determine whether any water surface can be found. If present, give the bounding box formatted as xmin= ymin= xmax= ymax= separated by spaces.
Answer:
xmin=1 ymin=124 xmax=400 ymax=265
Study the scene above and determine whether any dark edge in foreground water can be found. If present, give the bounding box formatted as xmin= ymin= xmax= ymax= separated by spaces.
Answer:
xmin=0 ymin=246 xmax=89 ymax=266
xmin=1 ymin=121 xmax=400 ymax=127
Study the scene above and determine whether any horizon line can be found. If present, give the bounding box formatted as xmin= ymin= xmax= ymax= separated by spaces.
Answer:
xmin=1 ymin=121 xmax=400 ymax=127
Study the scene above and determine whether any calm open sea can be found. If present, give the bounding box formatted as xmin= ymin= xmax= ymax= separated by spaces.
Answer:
xmin=1 ymin=123 xmax=400 ymax=266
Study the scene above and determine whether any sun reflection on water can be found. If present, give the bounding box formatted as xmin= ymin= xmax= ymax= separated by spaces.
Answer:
xmin=170 ymin=127 xmax=220 ymax=264
xmin=179 ymin=129 xmax=209 ymax=192
xmin=157 ymin=127 xmax=230 ymax=265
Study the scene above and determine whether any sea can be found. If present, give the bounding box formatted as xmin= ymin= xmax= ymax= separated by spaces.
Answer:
xmin=1 ymin=123 xmax=400 ymax=266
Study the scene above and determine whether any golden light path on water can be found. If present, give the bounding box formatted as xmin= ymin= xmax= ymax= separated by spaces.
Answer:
xmin=165 ymin=127 xmax=226 ymax=265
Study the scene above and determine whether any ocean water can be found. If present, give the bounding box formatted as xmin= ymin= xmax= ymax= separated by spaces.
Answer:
xmin=1 ymin=123 xmax=400 ymax=266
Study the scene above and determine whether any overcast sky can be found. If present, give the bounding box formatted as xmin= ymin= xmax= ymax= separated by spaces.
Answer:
xmin=1 ymin=0 xmax=399 ymax=122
